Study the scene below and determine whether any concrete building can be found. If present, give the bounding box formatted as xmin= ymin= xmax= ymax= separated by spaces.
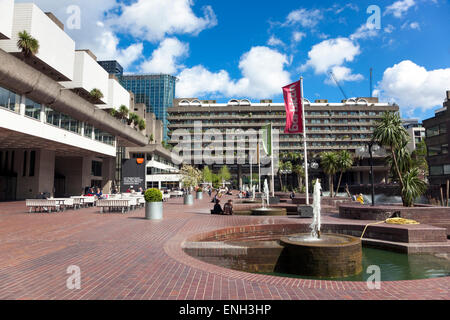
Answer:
xmin=423 ymin=91 xmax=450 ymax=186
xmin=168 ymin=97 xmax=399 ymax=190
xmin=403 ymin=119 xmax=426 ymax=152
xmin=98 ymin=60 xmax=123 ymax=78
xmin=0 ymin=1 xmax=147 ymax=201
xmin=120 ymin=74 xmax=177 ymax=141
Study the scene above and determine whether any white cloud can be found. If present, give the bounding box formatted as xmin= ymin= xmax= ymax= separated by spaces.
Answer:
xmin=177 ymin=46 xmax=291 ymax=98
xmin=94 ymin=30 xmax=143 ymax=69
xmin=402 ymin=21 xmax=421 ymax=30
xmin=385 ymin=0 xmax=416 ymax=18
xmin=140 ymin=38 xmax=189 ymax=74
xmin=292 ymin=31 xmax=306 ymax=42
xmin=15 ymin=0 xmax=145 ymax=69
xmin=384 ymin=24 xmax=395 ymax=33
xmin=113 ymin=0 xmax=217 ymax=42
xmin=350 ymin=23 xmax=379 ymax=40
xmin=378 ymin=60 xmax=450 ymax=112
xmin=267 ymin=35 xmax=285 ymax=47
xmin=301 ymin=37 xmax=361 ymax=74
xmin=325 ymin=66 xmax=363 ymax=85
xmin=285 ymin=8 xmax=324 ymax=28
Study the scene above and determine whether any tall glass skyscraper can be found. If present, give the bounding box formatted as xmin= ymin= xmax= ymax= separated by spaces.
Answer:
xmin=120 ymin=74 xmax=177 ymax=141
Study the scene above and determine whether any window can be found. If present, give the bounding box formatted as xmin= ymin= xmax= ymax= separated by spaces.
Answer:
xmin=443 ymin=144 xmax=449 ymax=155
xmin=440 ymin=123 xmax=447 ymax=135
xmin=426 ymin=126 xmax=439 ymax=137
xmin=444 ymin=165 xmax=450 ymax=175
xmin=430 ymin=165 xmax=443 ymax=176
xmin=0 ymin=87 xmax=19 ymax=112
xmin=91 ymin=161 xmax=102 ymax=177
xmin=428 ymin=145 xmax=442 ymax=156
xmin=25 ymin=99 xmax=41 ymax=120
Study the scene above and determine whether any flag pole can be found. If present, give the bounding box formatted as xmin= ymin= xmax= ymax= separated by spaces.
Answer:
xmin=301 ymin=76 xmax=310 ymax=205
xmin=271 ymin=123 xmax=275 ymax=197
xmin=258 ymin=141 xmax=261 ymax=192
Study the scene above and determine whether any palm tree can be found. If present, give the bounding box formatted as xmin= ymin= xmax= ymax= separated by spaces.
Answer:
xmin=138 ymin=118 xmax=146 ymax=131
xmin=334 ymin=150 xmax=354 ymax=197
xmin=17 ymin=30 xmax=39 ymax=58
xmin=373 ymin=111 xmax=409 ymax=189
xmin=128 ymin=112 xmax=139 ymax=126
xmin=293 ymin=164 xmax=305 ymax=191
xmin=89 ymin=88 xmax=104 ymax=101
xmin=320 ymin=151 xmax=339 ymax=197
xmin=386 ymin=140 xmax=412 ymax=181
xmin=402 ymin=167 xmax=427 ymax=207
xmin=118 ymin=105 xmax=129 ymax=120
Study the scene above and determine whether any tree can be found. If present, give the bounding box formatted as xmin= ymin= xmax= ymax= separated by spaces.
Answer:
xmin=180 ymin=165 xmax=202 ymax=189
xmin=118 ymin=105 xmax=129 ymax=120
xmin=293 ymin=164 xmax=305 ymax=191
xmin=17 ymin=30 xmax=39 ymax=58
xmin=218 ymin=166 xmax=231 ymax=186
xmin=129 ymin=112 xmax=139 ymax=126
xmin=373 ymin=111 xmax=409 ymax=190
xmin=402 ymin=167 xmax=427 ymax=207
xmin=89 ymin=88 xmax=104 ymax=101
xmin=202 ymin=166 xmax=213 ymax=184
xmin=411 ymin=140 xmax=428 ymax=179
xmin=334 ymin=150 xmax=354 ymax=197
xmin=320 ymin=151 xmax=339 ymax=197
xmin=149 ymin=134 xmax=154 ymax=143
xmin=138 ymin=118 xmax=146 ymax=131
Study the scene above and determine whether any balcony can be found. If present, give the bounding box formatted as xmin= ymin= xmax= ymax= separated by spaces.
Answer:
xmin=60 ymin=50 xmax=109 ymax=105
xmin=0 ymin=3 xmax=75 ymax=81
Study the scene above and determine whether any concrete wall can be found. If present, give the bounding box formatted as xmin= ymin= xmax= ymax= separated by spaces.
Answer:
xmin=106 ymin=78 xmax=130 ymax=110
xmin=0 ymin=0 xmax=14 ymax=39
xmin=61 ymin=50 xmax=109 ymax=104
xmin=0 ymin=3 xmax=75 ymax=80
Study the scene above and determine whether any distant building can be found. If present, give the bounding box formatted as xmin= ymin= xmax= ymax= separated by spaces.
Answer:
xmin=168 ymin=97 xmax=398 ymax=190
xmin=120 ymin=74 xmax=177 ymax=141
xmin=423 ymin=91 xmax=450 ymax=186
xmin=98 ymin=60 xmax=123 ymax=78
xmin=402 ymin=119 xmax=426 ymax=152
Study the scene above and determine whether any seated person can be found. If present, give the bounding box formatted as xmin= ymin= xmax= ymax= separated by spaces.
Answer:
xmin=211 ymin=199 xmax=224 ymax=215
xmin=290 ymin=191 xmax=295 ymax=200
xmin=95 ymin=188 xmax=104 ymax=199
xmin=223 ymin=200 xmax=233 ymax=215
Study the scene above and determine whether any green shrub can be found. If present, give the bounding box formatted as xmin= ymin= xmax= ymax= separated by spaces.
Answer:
xmin=144 ymin=188 xmax=163 ymax=202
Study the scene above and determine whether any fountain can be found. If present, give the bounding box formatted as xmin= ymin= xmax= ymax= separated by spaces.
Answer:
xmin=279 ymin=179 xmax=363 ymax=277
xmin=250 ymin=180 xmax=287 ymax=216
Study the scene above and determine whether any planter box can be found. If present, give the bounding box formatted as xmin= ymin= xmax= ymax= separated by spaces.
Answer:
xmin=145 ymin=202 xmax=163 ymax=220
xmin=196 ymin=192 xmax=203 ymax=200
xmin=184 ymin=194 xmax=194 ymax=205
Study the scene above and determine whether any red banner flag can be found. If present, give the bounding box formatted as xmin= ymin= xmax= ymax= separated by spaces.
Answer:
xmin=282 ymin=80 xmax=303 ymax=134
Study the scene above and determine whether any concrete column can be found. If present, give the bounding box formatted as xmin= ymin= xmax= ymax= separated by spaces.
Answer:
xmin=37 ymin=150 xmax=55 ymax=196
xmin=238 ymin=164 xmax=242 ymax=190
xmin=101 ymin=157 xmax=115 ymax=194
xmin=40 ymin=104 xmax=45 ymax=123
xmin=19 ymin=95 xmax=25 ymax=116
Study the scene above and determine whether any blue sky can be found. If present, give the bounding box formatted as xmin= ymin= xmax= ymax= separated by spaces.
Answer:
xmin=20 ymin=0 xmax=450 ymax=120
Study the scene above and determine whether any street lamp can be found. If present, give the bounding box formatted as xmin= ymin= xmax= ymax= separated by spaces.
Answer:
xmin=367 ymin=140 xmax=380 ymax=206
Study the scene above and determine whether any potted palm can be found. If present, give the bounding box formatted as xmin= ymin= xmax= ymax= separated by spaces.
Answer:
xmin=144 ymin=188 xmax=163 ymax=220
xmin=17 ymin=30 xmax=39 ymax=58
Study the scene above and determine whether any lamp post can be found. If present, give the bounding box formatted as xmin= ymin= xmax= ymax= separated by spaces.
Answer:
xmin=367 ymin=141 xmax=379 ymax=206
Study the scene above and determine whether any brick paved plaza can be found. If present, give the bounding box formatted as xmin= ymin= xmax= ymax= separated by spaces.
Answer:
xmin=0 ymin=196 xmax=449 ymax=300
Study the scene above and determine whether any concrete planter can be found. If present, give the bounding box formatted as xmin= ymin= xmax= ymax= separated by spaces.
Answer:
xmin=196 ymin=191 xmax=203 ymax=200
xmin=184 ymin=194 xmax=194 ymax=205
xmin=145 ymin=202 xmax=163 ymax=220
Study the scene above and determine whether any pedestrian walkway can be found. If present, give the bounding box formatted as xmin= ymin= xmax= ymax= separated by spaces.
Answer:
xmin=0 ymin=196 xmax=448 ymax=300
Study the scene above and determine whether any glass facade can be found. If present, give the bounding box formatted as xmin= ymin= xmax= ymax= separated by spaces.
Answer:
xmin=120 ymin=74 xmax=177 ymax=140
xmin=0 ymin=86 xmax=115 ymax=147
